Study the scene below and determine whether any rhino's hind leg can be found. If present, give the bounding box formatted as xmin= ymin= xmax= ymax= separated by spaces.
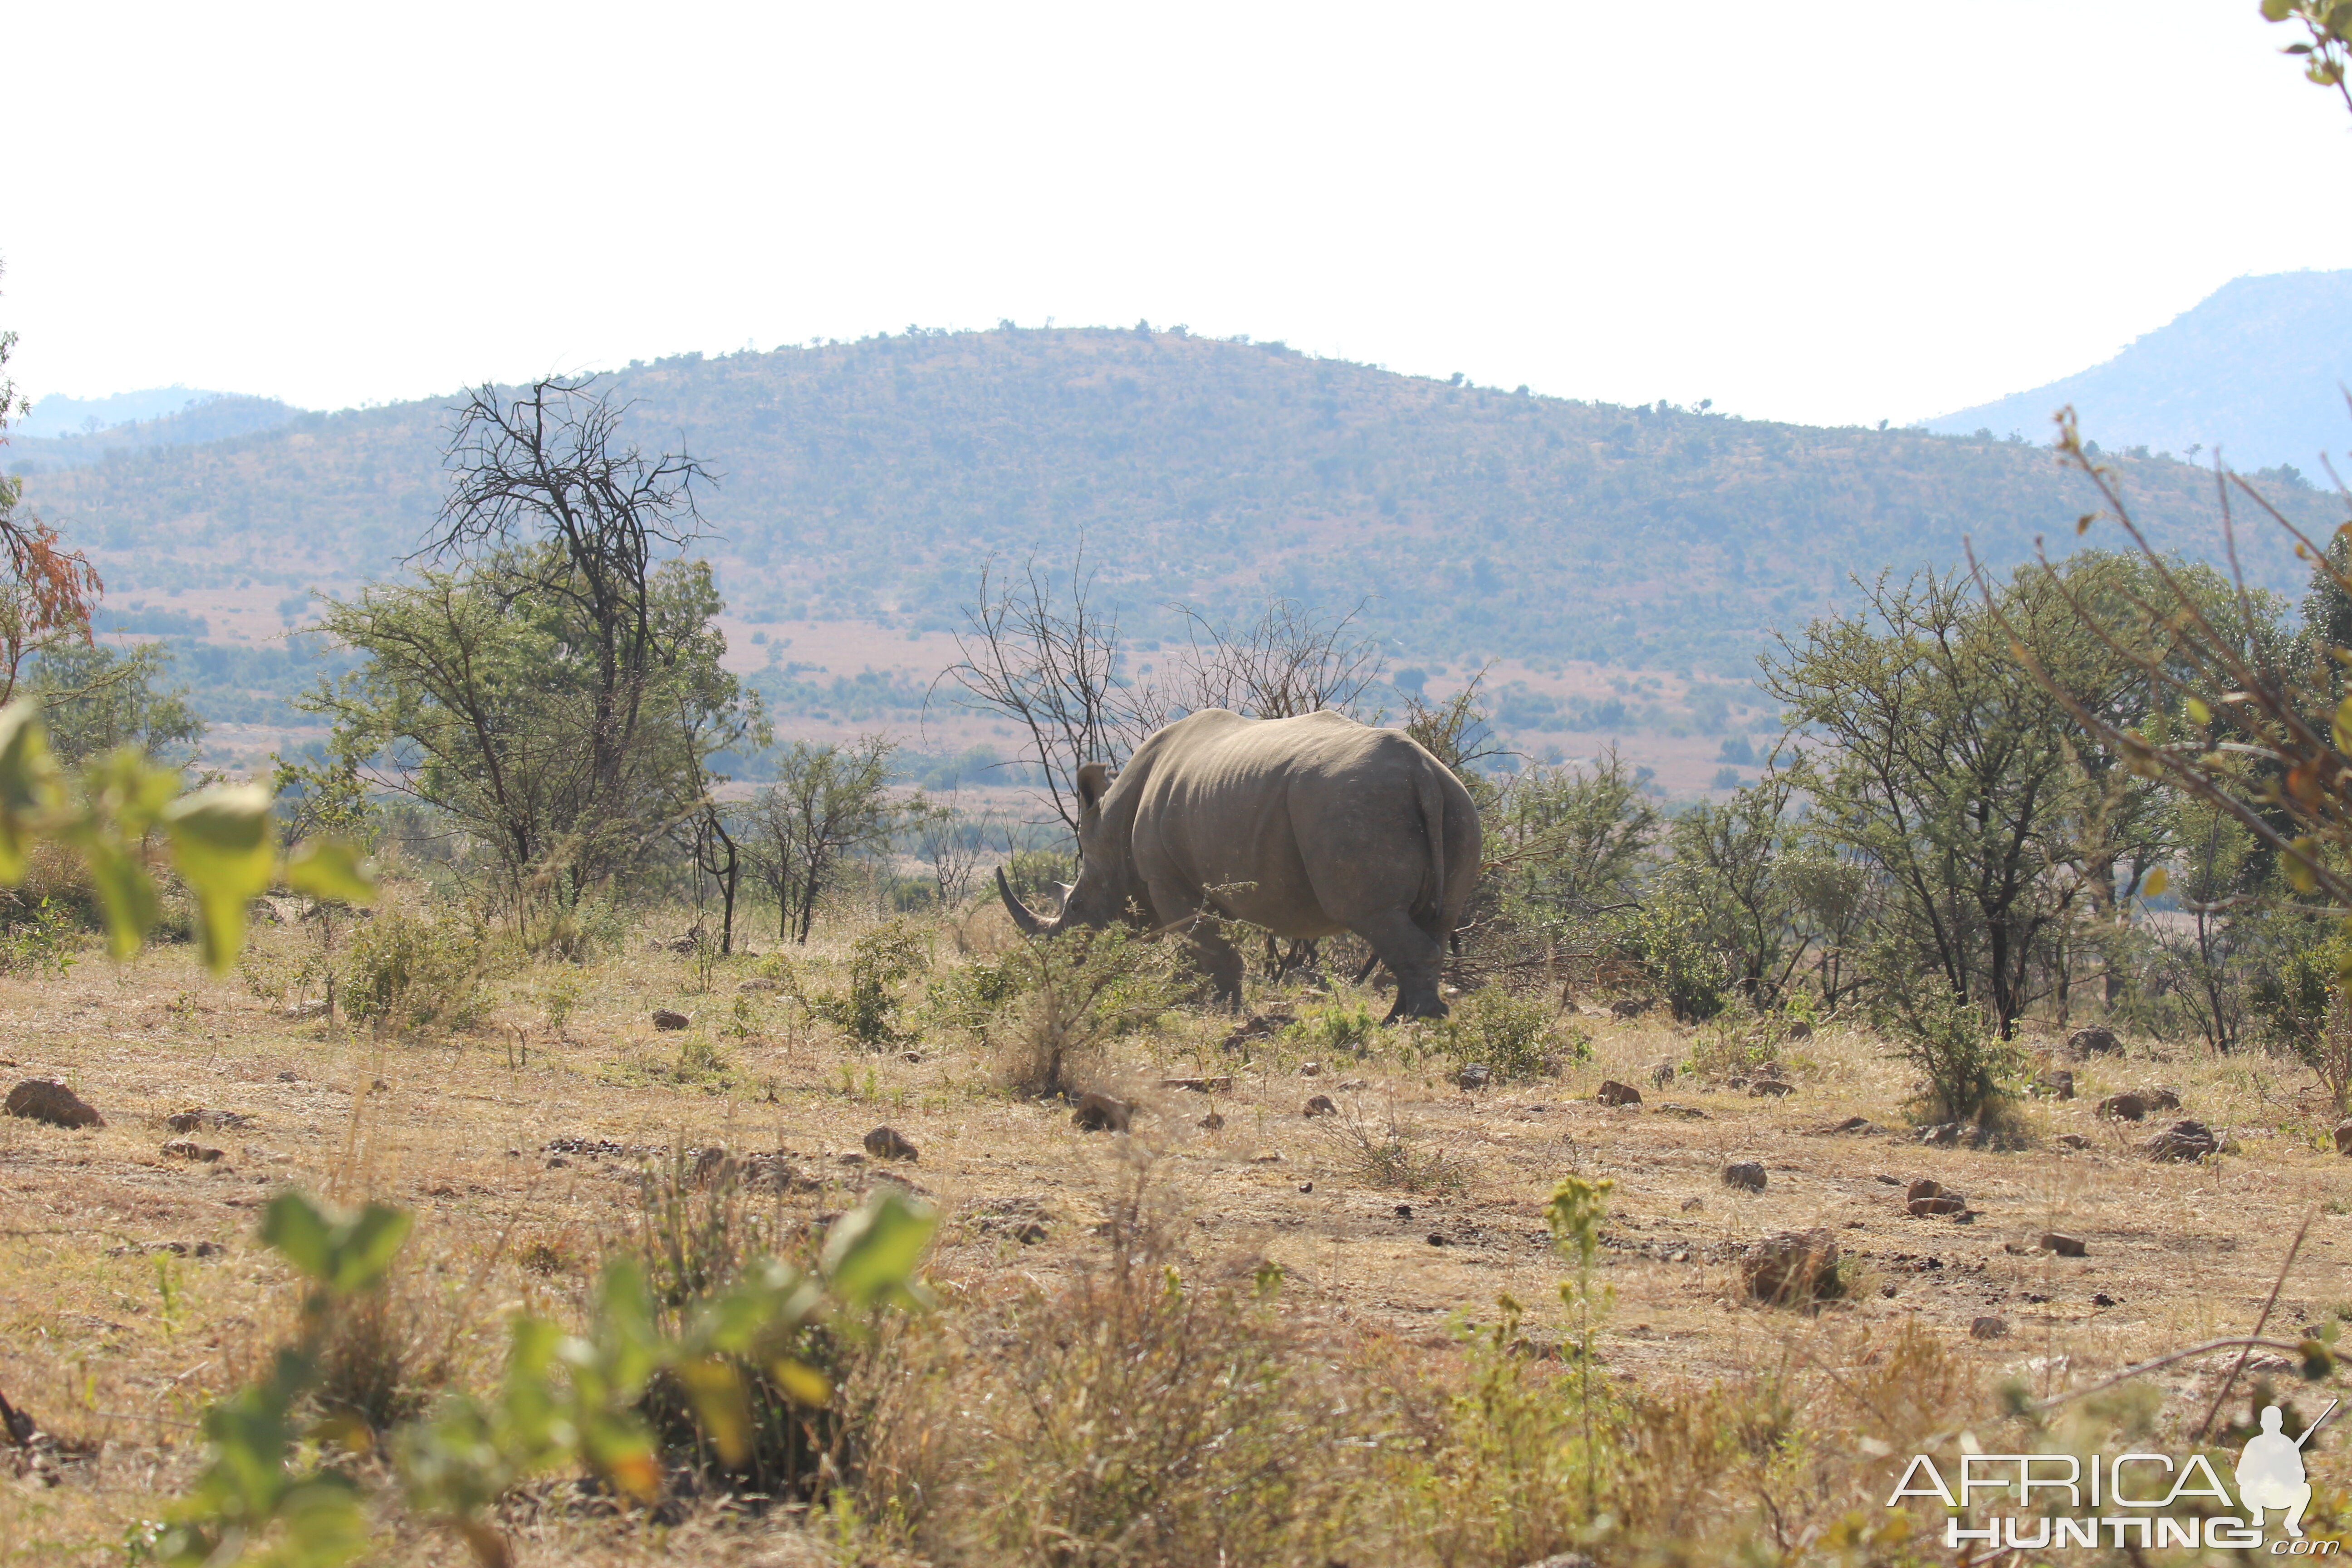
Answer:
xmin=1353 ymin=908 xmax=1448 ymax=1021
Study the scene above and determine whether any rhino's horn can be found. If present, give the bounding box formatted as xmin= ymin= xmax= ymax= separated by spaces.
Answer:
xmin=997 ymin=867 xmax=1053 ymax=936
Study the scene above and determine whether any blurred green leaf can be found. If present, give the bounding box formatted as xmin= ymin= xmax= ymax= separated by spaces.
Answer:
xmin=2142 ymin=866 xmax=2169 ymax=898
xmin=258 ymin=1190 xmax=412 ymax=1293
xmin=822 ymin=1189 xmax=937 ymax=1310
xmin=0 ymin=701 xmax=55 ymax=883
xmin=164 ymin=784 xmax=278 ymax=973
xmin=673 ymin=1356 xmax=752 ymax=1466
xmin=283 ymin=836 xmax=377 ymax=905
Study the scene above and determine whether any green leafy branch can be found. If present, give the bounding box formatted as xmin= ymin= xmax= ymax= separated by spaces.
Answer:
xmin=0 ymin=700 xmax=374 ymax=971
xmin=150 ymin=1186 xmax=936 ymax=1568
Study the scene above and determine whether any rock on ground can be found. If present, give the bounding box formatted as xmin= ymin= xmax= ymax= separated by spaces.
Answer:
xmin=1072 ymin=1092 xmax=1131 ymax=1132
xmin=862 ymin=1126 xmax=919 ymax=1161
xmin=1595 ymin=1080 xmax=1642 ymax=1107
xmin=4 ymin=1078 xmax=103 ymax=1129
xmin=1721 ymin=1161 xmax=1767 ymax=1192
xmin=651 ymin=1009 xmax=691 ymax=1031
xmin=2040 ymin=1232 xmax=2087 ymax=1256
xmin=2064 ymin=1025 xmax=2123 ymax=1060
xmin=2142 ymin=1119 xmax=2219 ymax=1161
xmin=1303 ymin=1094 xmax=1338 ymax=1117
xmin=1739 ymin=1228 xmax=1840 ymax=1304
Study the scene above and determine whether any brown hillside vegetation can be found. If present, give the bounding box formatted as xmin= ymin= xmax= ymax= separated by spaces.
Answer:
xmin=17 ymin=328 xmax=2336 ymax=683
xmin=4 ymin=897 xmax=2351 ymax=1565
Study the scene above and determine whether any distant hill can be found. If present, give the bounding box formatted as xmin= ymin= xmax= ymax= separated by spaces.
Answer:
xmin=11 ymin=327 xmax=2327 ymax=699
xmin=7 ymin=392 xmax=304 ymax=472
xmin=1926 ymin=270 xmax=2352 ymax=475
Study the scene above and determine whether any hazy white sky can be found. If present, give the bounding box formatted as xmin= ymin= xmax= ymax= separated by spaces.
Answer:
xmin=6 ymin=2 xmax=2349 ymax=427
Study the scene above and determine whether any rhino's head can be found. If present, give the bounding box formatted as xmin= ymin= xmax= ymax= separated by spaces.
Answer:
xmin=997 ymin=761 xmax=1133 ymax=936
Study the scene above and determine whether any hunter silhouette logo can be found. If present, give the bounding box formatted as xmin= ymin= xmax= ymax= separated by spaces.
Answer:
xmin=1887 ymin=1399 xmax=2341 ymax=1553
xmin=2239 ymin=1401 xmax=2328 ymax=1539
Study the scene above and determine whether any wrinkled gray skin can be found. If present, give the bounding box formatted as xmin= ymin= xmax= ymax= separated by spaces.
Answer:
xmin=996 ymin=710 xmax=1482 ymax=1020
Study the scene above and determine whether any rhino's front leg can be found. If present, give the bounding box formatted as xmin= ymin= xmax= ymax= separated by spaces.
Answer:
xmin=1148 ymin=877 xmax=1245 ymax=1011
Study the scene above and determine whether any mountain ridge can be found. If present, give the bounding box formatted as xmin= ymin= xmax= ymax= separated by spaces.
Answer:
xmin=1926 ymin=270 xmax=2352 ymax=473
xmin=12 ymin=327 xmax=2322 ymax=692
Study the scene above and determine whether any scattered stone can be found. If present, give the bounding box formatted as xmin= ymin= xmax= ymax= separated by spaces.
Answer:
xmin=1721 ymin=1161 xmax=1767 ymax=1192
xmin=1160 ymin=1076 xmax=1235 ymax=1093
xmin=160 ymin=1139 xmax=224 ymax=1162
xmin=4 ymin=1078 xmax=103 ymax=1129
xmin=1333 ymin=1078 xmax=1370 ymax=1090
xmin=2055 ymin=1132 xmax=2092 ymax=1150
xmin=2142 ymin=1118 xmax=2219 ymax=1161
xmin=2063 ymin=1025 xmax=2123 ymax=1060
xmin=837 ymin=1152 xmax=867 ymax=1166
xmin=1298 ymin=1181 xmax=1313 ymax=1193
xmin=1738 ymin=1228 xmax=1841 ymax=1304
xmin=2097 ymin=1092 xmax=2151 ymax=1121
xmin=1610 ymin=997 xmax=1650 ymax=1018
xmin=738 ymin=977 xmax=788 ymax=993
xmin=1749 ymin=1078 xmax=1795 ymax=1098
xmin=1250 ymin=1151 xmax=1285 ymax=1163
xmin=651 ymin=1009 xmax=691 ymax=1031
xmin=1072 ymin=1092 xmax=1132 ymax=1133
xmin=862 ymin=1126 xmax=918 ymax=1162
xmin=1784 ymin=1020 xmax=1813 ymax=1041
xmin=166 ymin=1108 xmax=255 ymax=1134
xmin=1650 ymin=1060 xmax=1676 ymax=1089
xmin=1970 ymin=1316 xmax=2010 ymax=1340
xmin=2140 ymin=1086 xmax=2182 ymax=1112
xmin=1221 ymin=1011 xmax=1296 ymax=1049
xmin=1875 ymin=1173 xmax=1906 ymax=1186
xmin=276 ymin=1071 xmax=300 ymax=1082
xmin=2092 ymin=1292 xmax=2119 ymax=1308
xmin=1908 ymin=1196 xmax=1967 ymax=1217
xmin=1809 ymin=1116 xmax=1871 ymax=1136
xmin=1906 ymin=1178 xmax=1950 ymax=1202
xmin=1654 ymin=1102 xmax=1708 ymax=1119
xmin=2334 ymin=1118 xmax=2352 ymax=1156
xmin=1455 ymin=1063 xmax=1493 ymax=1091
xmin=1426 ymin=1232 xmax=1450 ymax=1247
xmin=2039 ymin=1068 xmax=2076 ymax=1099
xmin=1595 ymin=1079 xmax=1642 ymax=1107
xmin=1299 ymin=1061 xmax=1323 ymax=1077
xmin=2040 ymin=1232 xmax=2088 ymax=1257
xmin=1681 ymin=1196 xmax=1705 ymax=1212
xmin=901 ymin=1051 xmax=924 ymax=1064
xmin=1394 ymin=1203 xmax=1413 ymax=1218
xmin=1198 ymin=1111 xmax=1225 ymax=1131
xmin=546 ymin=1156 xmax=570 ymax=1168
xmin=1303 ymin=1094 xmax=1338 ymax=1117
xmin=282 ymin=1000 xmax=329 ymax=1020
xmin=370 ymin=1078 xmax=390 ymax=1093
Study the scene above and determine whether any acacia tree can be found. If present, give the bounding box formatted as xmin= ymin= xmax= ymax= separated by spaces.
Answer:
xmin=743 ymin=737 xmax=917 ymax=944
xmin=1767 ymin=565 xmax=2139 ymax=1036
xmin=306 ymin=554 xmax=755 ymax=910
xmin=426 ymin=375 xmax=712 ymax=831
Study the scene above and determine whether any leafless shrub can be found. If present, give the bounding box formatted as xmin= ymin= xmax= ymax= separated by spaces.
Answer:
xmin=1167 ymin=596 xmax=1383 ymax=720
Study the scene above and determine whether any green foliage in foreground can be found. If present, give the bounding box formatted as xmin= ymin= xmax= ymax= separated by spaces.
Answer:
xmin=0 ymin=697 xmax=371 ymax=973
xmin=149 ymin=1186 xmax=936 ymax=1568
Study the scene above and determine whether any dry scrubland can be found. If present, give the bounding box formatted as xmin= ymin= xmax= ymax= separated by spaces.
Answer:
xmin=5 ymin=897 xmax=2352 ymax=1565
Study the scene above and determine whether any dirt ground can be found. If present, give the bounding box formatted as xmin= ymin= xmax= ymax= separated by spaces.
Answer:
xmin=4 ymin=910 xmax=2352 ymax=1563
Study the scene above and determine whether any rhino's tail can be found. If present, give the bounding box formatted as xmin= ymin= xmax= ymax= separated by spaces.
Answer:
xmin=1411 ymin=764 xmax=1449 ymax=936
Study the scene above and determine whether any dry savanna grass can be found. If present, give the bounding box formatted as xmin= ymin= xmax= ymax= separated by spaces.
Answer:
xmin=4 ymin=897 xmax=2352 ymax=1563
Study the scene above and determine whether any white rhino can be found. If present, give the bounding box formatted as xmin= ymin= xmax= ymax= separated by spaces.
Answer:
xmin=996 ymin=709 xmax=1482 ymax=1019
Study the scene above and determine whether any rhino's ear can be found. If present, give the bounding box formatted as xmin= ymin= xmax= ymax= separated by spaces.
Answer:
xmin=1076 ymin=762 xmax=1112 ymax=815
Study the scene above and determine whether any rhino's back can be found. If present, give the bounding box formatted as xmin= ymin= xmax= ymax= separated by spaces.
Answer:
xmin=1126 ymin=710 xmax=1462 ymax=929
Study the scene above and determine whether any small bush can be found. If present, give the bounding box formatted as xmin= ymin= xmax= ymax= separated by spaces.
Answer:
xmin=1882 ymin=990 xmax=2021 ymax=1125
xmin=528 ymin=895 xmax=632 ymax=964
xmin=1437 ymin=988 xmax=1581 ymax=1079
xmin=0 ymin=894 xmax=78 ymax=979
xmin=1605 ymin=898 xmax=1728 ymax=1023
xmin=1287 ymin=1000 xmax=1377 ymax=1055
xmin=343 ymin=909 xmax=492 ymax=1034
xmin=1329 ymin=1103 xmax=1468 ymax=1192
xmin=995 ymin=924 xmax=1181 ymax=1098
xmin=810 ymin=920 xmax=929 ymax=1049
